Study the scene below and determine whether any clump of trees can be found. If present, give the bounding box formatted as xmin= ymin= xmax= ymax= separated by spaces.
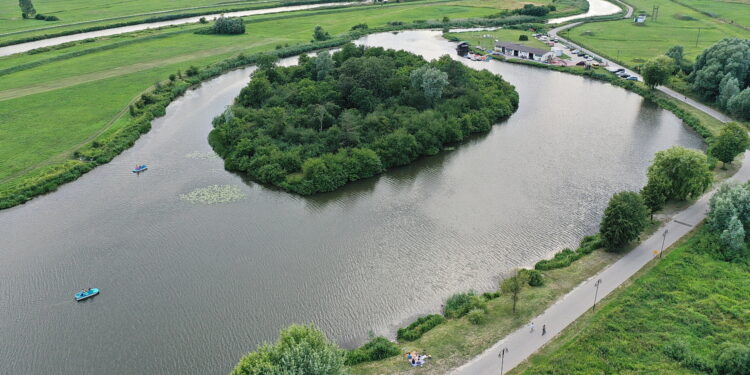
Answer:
xmin=640 ymin=146 xmax=713 ymax=214
xmin=19 ymin=0 xmax=58 ymax=21
xmin=641 ymin=55 xmax=674 ymax=88
xmin=514 ymin=4 xmax=555 ymax=16
xmin=689 ymin=38 xmax=750 ymax=120
xmin=229 ymin=324 xmax=346 ymax=375
xmin=212 ymin=16 xmax=245 ymax=34
xmin=599 ymin=191 xmax=649 ymax=250
xmin=708 ymin=122 xmax=750 ymax=167
xmin=210 ymin=44 xmax=518 ymax=195
xmin=313 ymin=25 xmax=331 ymax=41
xmin=706 ymin=181 xmax=750 ymax=261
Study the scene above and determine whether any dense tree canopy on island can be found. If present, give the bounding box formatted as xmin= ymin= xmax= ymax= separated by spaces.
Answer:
xmin=209 ymin=44 xmax=518 ymax=195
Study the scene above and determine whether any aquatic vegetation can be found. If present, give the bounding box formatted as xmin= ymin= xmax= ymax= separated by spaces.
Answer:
xmin=179 ymin=184 xmax=245 ymax=204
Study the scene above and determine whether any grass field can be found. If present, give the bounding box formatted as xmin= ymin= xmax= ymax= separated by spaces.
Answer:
xmin=445 ymin=28 xmax=550 ymax=50
xmin=0 ymin=0 xmax=552 ymax=190
xmin=0 ymin=0 xmax=276 ymax=36
xmin=561 ymin=0 xmax=750 ymax=66
xmin=511 ymin=225 xmax=750 ymax=374
xmin=675 ymin=0 xmax=750 ymax=29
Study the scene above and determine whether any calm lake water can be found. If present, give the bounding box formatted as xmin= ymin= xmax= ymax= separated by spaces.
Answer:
xmin=0 ymin=30 xmax=703 ymax=374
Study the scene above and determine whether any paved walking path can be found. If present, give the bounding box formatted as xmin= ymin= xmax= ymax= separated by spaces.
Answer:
xmin=454 ymin=151 xmax=750 ymax=375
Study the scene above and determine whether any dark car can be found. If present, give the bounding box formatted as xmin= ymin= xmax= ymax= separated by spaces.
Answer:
xmin=626 ymin=76 xmax=639 ymax=81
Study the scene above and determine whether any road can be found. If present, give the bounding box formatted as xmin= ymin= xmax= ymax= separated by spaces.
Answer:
xmin=548 ymin=22 xmax=732 ymax=123
xmin=454 ymin=152 xmax=749 ymax=375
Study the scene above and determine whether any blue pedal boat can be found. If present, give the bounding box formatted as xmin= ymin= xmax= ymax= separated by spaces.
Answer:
xmin=75 ymin=288 xmax=99 ymax=301
xmin=132 ymin=165 xmax=148 ymax=173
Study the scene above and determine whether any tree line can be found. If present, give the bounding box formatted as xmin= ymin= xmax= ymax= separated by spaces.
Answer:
xmin=210 ymin=44 xmax=518 ymax=195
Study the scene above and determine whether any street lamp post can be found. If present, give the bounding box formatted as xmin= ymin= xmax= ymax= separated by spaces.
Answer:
xmin=592 ymin=279 xmax=602 ymax=311
xmin=660 ymin=229 xmax=669 ymax=258
xmin=499 ymin=347 xmax=509 ymax=375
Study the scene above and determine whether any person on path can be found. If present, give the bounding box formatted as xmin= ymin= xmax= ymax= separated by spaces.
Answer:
xmin=529 ymin=322 xmax=534 ymax=333
xmin=542 ymin=324 xmax=546 ymax=336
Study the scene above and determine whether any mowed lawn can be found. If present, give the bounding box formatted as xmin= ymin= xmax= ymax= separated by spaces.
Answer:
xmin=679 ymin=0 xmax=750 ymax=29
xmin=561 ymin=0 xmax=749 ymax=66
xmin=0 ymin=0 xmax=275 ymax=35
xmin=511 ymin=227 xmax=750 ymax=374
xmin=0 ymin=0 xmax=517 ymax=184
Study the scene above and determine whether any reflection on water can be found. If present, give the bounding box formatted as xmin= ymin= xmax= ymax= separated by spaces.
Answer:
xmin=0 ymin=30 xmax=703 ymax=375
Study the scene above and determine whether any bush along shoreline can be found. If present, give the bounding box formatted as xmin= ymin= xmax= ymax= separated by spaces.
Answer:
xmin=209 ymin=44 xmax=519 ymax=195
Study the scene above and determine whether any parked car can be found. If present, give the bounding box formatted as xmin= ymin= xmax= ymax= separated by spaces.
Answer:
xmin=571 ymin=49 xmax=580 ymax=54
xmin=626 ymin=76 xmax=639 ymax=81
xmin=614 ymin=68 xmax=625 ymax=74
xmin=619 ymin=73 xmax=631 ymax=78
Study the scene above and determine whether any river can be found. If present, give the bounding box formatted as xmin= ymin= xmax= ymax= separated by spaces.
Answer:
xmin=0 ymin=30 xmax=703 ymax=374
xmin=548 ymin=0 xmax=622 ymax=24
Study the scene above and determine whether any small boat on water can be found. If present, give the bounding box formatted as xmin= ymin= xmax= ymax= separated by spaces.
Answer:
xmin=132 ymin=164 xmax=148 ymax=173
xmin=75 ymin=288 xmax=99 ymax=301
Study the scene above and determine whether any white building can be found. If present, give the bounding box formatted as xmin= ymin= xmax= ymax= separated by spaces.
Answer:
xmin=494 ymin=41 xmax=549 ymax=62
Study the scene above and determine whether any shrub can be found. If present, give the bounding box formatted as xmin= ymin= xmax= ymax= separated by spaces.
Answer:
xmin=351 ymin=23 xmax=368 ymax=31
xmin=519 ymin=34 xmax=529 ymax=41
xmin=527 ymin=269 xmax=544 ymax=286
xmin=396 ymin=314 xmax=445 ymax=341
xmin=199 ymin=17 xmax=208 ymax=24
xmin=212 ymin=16 xmax=245 ymax=34
xmin=345 ymin=337 xmax=400 ymax=365
xmin=716 ymin=343 xmax=750 ymax=375
xmin=482 ymin=291 xmax=501 ymax=300
xmin=185 ymin=65 xmax=199 ymax=77
xmin=467 ymin=308 xmax=486 ymax=325
xmin=444 ymin=291 xmax=486 ymax=318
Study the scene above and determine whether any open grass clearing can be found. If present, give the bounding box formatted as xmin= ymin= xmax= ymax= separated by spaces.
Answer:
xmin=445 ymin=28 xmax=550 ymax=50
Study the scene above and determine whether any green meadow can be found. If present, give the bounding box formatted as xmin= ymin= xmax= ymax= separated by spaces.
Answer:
xmin=512 ymin=226 xmax=750 ymax=374
xmin=445 ymin=28 xmax=551 ymax=50
xmin=561 ymin=0 xmax=749 ymax=66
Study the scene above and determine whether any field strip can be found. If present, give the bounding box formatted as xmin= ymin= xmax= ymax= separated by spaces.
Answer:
xmin=0 ymin=41 xmax=277 ymax=102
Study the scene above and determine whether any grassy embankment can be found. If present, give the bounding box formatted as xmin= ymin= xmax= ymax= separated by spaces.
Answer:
xmin=0 ymin=0 xmax=571 ymax=207
xmin=511 ymin=225 xmax=750 ymax=374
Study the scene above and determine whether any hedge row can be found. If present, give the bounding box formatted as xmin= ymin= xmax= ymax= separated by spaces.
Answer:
xmin=535 ymin=234 xmax=603 ymax=270
xmin=396 ymin=314 xmax=446 ymax=341
xmin=345 ymin=336 xmax=401 ymax=365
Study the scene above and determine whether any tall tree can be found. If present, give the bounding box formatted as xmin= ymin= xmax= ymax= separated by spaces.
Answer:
xmin=599 ymin=191 xmax=649 ymax=250
xmin=690 ymin=38 xmax=750 ymax=101
xmin=718 ymin=74 xmax=741 ymax=110
xmin=641 ymin=55 xmax=674 ymax=89
xmin=665 ymin=45 xmax=684 ymax=65
xmin=19 ymin=0 xmax=35 ymax=17
xmin=727 ymin=87 xmax=750 ymax=121
xmin=644 ymin=146 xmax=713 ymax=201
xmin=410 ymin=65 xmax=449 ymax=106
xmin=708 ymin=122 xmax=750 ymax=166
xmin=500 ymin=269 xmax=524 ymax=313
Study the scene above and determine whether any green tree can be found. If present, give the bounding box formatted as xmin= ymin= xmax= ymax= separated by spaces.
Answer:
xmin=709 ymin=122 xmax=750 ymax=166
xmin=665 ymin=45 xmax=684 ymax=65
xmin=501 ymin=269 xmax=524 ymax=313
xmin=410 ymin=65 xmax=449 ymax=106
xmin=599 ymin=191 xmax=649 ymax=250
xmin=229 ymin=324 xmax=345 ymax=375
xmin=19 ymin=0 xmax=35 ymax=17
xmin=641 ymin=55 xmax=674 ymax=89
xmin=519 ymin=34 xmax=529 ymax=41
xmin=212 ymin=16 xmax=245 ymax=34
xmin=716 ymin=343 xmax=750 ymax=375
xmin=237 ymin=72 xmax=272 ymax=107
xmin=313 ymin=25 xmax=331 ymax=41
xmin=727 ymin=87 xmax=750 ymax=121
xmin=255 ymin=53 xmax=279 ymax=71
xmin=640 ymin=175 xmax=668 ymax=218
xmin=644 ymin=146 xmax=712 ymax=201
xmin=314 ymin=51 xmax=334 ymax=81
xmin=720 ymin=215 xmax=745 ymax=255
xmin=372 ymin=129 xmax=419 ymax=168
xmin=690 ymin=38 xmax=750 ymax=101
xmin=718 ymin=74 xmax=740 ymax=110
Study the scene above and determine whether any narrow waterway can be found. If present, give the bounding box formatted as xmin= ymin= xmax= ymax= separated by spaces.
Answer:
xmin=0 ymin=2 xmax=356 ymax=57
xmin=548 ymin=0 xmax=621 ymax=23
xmin=0 ymin=30 xmax=703 ymax=375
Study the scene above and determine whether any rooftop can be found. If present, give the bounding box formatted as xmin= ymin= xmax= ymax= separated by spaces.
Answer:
xmin=494 ymin=41 xmax=549 ymax=56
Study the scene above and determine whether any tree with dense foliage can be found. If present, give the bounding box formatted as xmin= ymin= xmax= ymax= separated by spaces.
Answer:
xmin=599 ymin=191 xmax=649 ymax=250
xmin=643 ymin=146 xmax=712 ymax=201
xmin=229 ymin=324 xmax=345 ymax=375
xmin=501 ymin=269 xmax=524 ymax=313
xmin=19 ymin=0 xmax=35 ymax=18
xmin=210 ymin=45 xmax=518 ymax=195
xmin=515 ymin=4 xmax=551 ymax=16
xmin=665 ymin=45 xmax=683 ymax=65
xmin=727 ymin=87 xmax=750 ymax=120
xmin=313 ymin=25 xmax=331 ymax=41
xmin=641 ymin=55 xmax=674 ymax=89
xmin=718 ymin=74 xmax=741 ymax=110
xmin=640 ymin=175 xmax=668 ymax=218
xmin=519 ymin=34 xmax=529 ymax=41
xmin=689 ymin=38 xmax=750 ymax=102
xmin=707 ymin=181 xmax=750 ymax=261
xmin=212 ymin=16 xmax=245 ymax=34
xmin=709 ymin=122 xmax=750 ymax=166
